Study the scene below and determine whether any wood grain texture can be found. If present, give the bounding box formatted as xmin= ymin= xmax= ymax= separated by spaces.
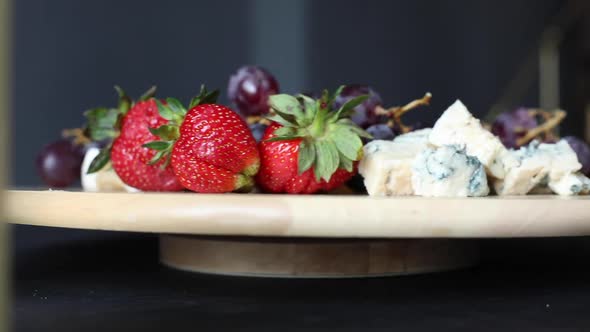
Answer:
xmin=159 ymin=235 xmax=479 ymax=277
xmin=4 ymin=190 xmax=590 ymax=238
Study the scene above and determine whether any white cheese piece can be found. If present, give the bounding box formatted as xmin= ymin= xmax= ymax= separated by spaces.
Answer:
xmin=495 ymin=139 xmax=584 ymax=196
xmin=493 ymin=142 xmax=550 ymax=195
xmin=429 ymin=100 xmax=513 ymax=179
xmin=548 ymin=172 xmax=590 ymax=196
xmin=81 ymin=147 xmax=141 ymax=192
xmin=359 ymin=130 xmax=431 ymax=196
xmin=537 ymin=140 xmax=582 ymax=181
xmin=81 ymin=147 xmax=102 ymax=192
xmin=411 ymin=145 xmax=489 ymax=197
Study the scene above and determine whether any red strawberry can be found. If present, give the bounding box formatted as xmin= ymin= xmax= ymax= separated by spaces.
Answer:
xmin=84 ymin=86 xmax=199 ymax=191
xmin=144 ymin=89 xmax=259 ymax=193
xmin=256 ymin=87 xmax=370 ymax=194
xmin=109 ymin=99 xmax=183 ymax=191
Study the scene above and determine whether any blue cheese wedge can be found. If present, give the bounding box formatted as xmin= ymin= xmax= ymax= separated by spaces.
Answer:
xmin=493 ymin=141 xmax=550 ymax=195
xmin=411 ymin=145 xmax=489 ymax=197
xmin=548 ymin=172 xmax=590 ymax=196
xmin=495 ymin=140 xmax=585 ymax=195
xmin=429 ymin=100 xmax=514 ymax=179
xmin=537 ymin=140 xmax=582 ymax=181
xmin=359 ymin=129 xmax=431 ymax=196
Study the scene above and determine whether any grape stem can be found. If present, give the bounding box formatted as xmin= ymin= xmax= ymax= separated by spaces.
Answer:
xmin=516 ymin=109 xmax=566 ymax=146
xmin=62 ymin=128 xmax=91 ymax=146
xmin=246 ymin=115 xmax=271 ymax=125
xmin=375 ymin=92 xmax=432 ymax=133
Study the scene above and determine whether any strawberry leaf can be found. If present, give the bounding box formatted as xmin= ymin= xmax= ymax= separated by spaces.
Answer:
xmin=148 ymin=150 xmax=167 ymax=165
xmin=189 ymin=85 xmax=205 ymax=108
xmin=297 ymin=139 xmax=315 ymax=174
xmin=297 ymin=94 xmax=317 ymax=126
xmin=272 ymin=109 xmax=298 ymax=125
xmin=84 ymin=107 xmax=120 ymax=141
xmin=313 ymin=140 xmax=339 ymax=182
xmin=269 ymin=95 xmax=304 ymax=119
xmin=336 ymin=119 xmax=372 ymax=138
xmin=328 ymin=85 xmax=345 ymax=107
xmin=138 ymin=86 xmax=157 ymax=101
xmin=202 ymin=89 xmax=220 ymax=104
xmin=338 ymin=151 xmax=354 ymax=172
xmin=331 ymin=125 xmax=363 ymax=161
xmin=155 ymin=99 xmax=176 ymax=121
xmin=114 ymin=86 xmax=132 ymax=115
xmin=273 ymin=126 xmax=296 ymax=137
xmin=188 ymin=85 xmax=219 ymax=109
xmin=188 ymin=97 xmax=202 ymax=109
xmin=87 ymin=147 xmax=111 ymax=174
xmin=320 ymin=89 xmax=330 ymax=107
xmin=142 ymin=141 xmax=172 ymax=151
xmin=266 ymin=114 xmax=296 ymax=127
xmin=161 ymin=152 xmax=172 ymax=169
xmin=166 ymin=97 xmax=186 ymax=116
xmin=148 ymin=125 xmax=179 ymax=141
xmin=335 ymin=95 xmax=369 ymax=119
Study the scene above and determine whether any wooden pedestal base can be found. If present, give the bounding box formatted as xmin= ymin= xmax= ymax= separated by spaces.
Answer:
xmin=159 ymin=235 xmax=479 ymax=278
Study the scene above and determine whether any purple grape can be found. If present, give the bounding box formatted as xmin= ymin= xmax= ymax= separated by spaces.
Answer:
xmin=366 ymin=124 xmax=395 ymax=141
xmin=36 ymin=139 xmax=84 ymax=187
xmin=228 ymin=66 xmax=279 ymax=117
xmin=563 ymin=136 xmax=590 ymax=176
xmin=249 ymin=123 xmax=268 ymax=143
xmin=491 ymin=108 xmax=538 ymax=148
xmin=333 ymin=85 xmax=383 ymax=128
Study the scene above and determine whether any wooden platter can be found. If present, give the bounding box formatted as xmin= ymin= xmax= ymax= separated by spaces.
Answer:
xmin=5 ymin=190 xmax=590 ymax=277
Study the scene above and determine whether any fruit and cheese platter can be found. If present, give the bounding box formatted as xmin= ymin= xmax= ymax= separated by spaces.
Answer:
xmin=7 ymin=66 xmax=590 ymax=278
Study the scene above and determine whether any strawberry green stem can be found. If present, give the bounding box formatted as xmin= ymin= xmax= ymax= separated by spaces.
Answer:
xmin=235 ymin=174 xmax=255 ymax=192
xmin=309 ymin=107 xmax=329 ymax=138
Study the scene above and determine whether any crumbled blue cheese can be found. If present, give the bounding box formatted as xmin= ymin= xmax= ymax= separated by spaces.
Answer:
xmin=359 ymin=129 xmax=431 ymax=196
xmin=495 ymin=139 xmax=586 ymax=196
xmin=429 ymin=100 xmax=514 ymax=179
xmin=549 ymin=172 xmax=590 ymax=196
xmin=537 ymin=140 xmax=582 ymax=181
xmin=494 ymin=141 xmax=550 ymax=195
xmin=411 ymin=145 xmax=489 ymax=197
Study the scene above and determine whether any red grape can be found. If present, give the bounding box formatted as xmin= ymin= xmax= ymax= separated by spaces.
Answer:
xmin=228 ymin=66 xmax=279 ymax=117
xmin=36 ymin=139 xmax=84 ymax=187
xmin=563 ymin=136 xmax=590 ymax=176
xmin=333 ymin=85 xmax=382 ymax=128
xmin=491 ymin=108 xmax=538 ymax=148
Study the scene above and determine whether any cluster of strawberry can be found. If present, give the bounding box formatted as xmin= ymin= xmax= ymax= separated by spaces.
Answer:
xmin=82 ymin=83 xmax=371 ymax=194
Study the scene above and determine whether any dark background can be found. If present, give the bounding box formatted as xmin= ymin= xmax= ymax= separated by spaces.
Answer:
xmin=9 ymin=0 xmax=590 ymax=330
xmin=14 ymin=0 xmax=580 ymax=188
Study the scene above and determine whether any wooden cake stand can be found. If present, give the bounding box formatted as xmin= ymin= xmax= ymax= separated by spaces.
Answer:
xmin=5 ymin=190 xmax=590 ymax=278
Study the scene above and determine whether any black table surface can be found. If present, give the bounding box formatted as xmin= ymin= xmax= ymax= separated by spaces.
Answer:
xmin=11 ymin=225 xmax=590 ymax=331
